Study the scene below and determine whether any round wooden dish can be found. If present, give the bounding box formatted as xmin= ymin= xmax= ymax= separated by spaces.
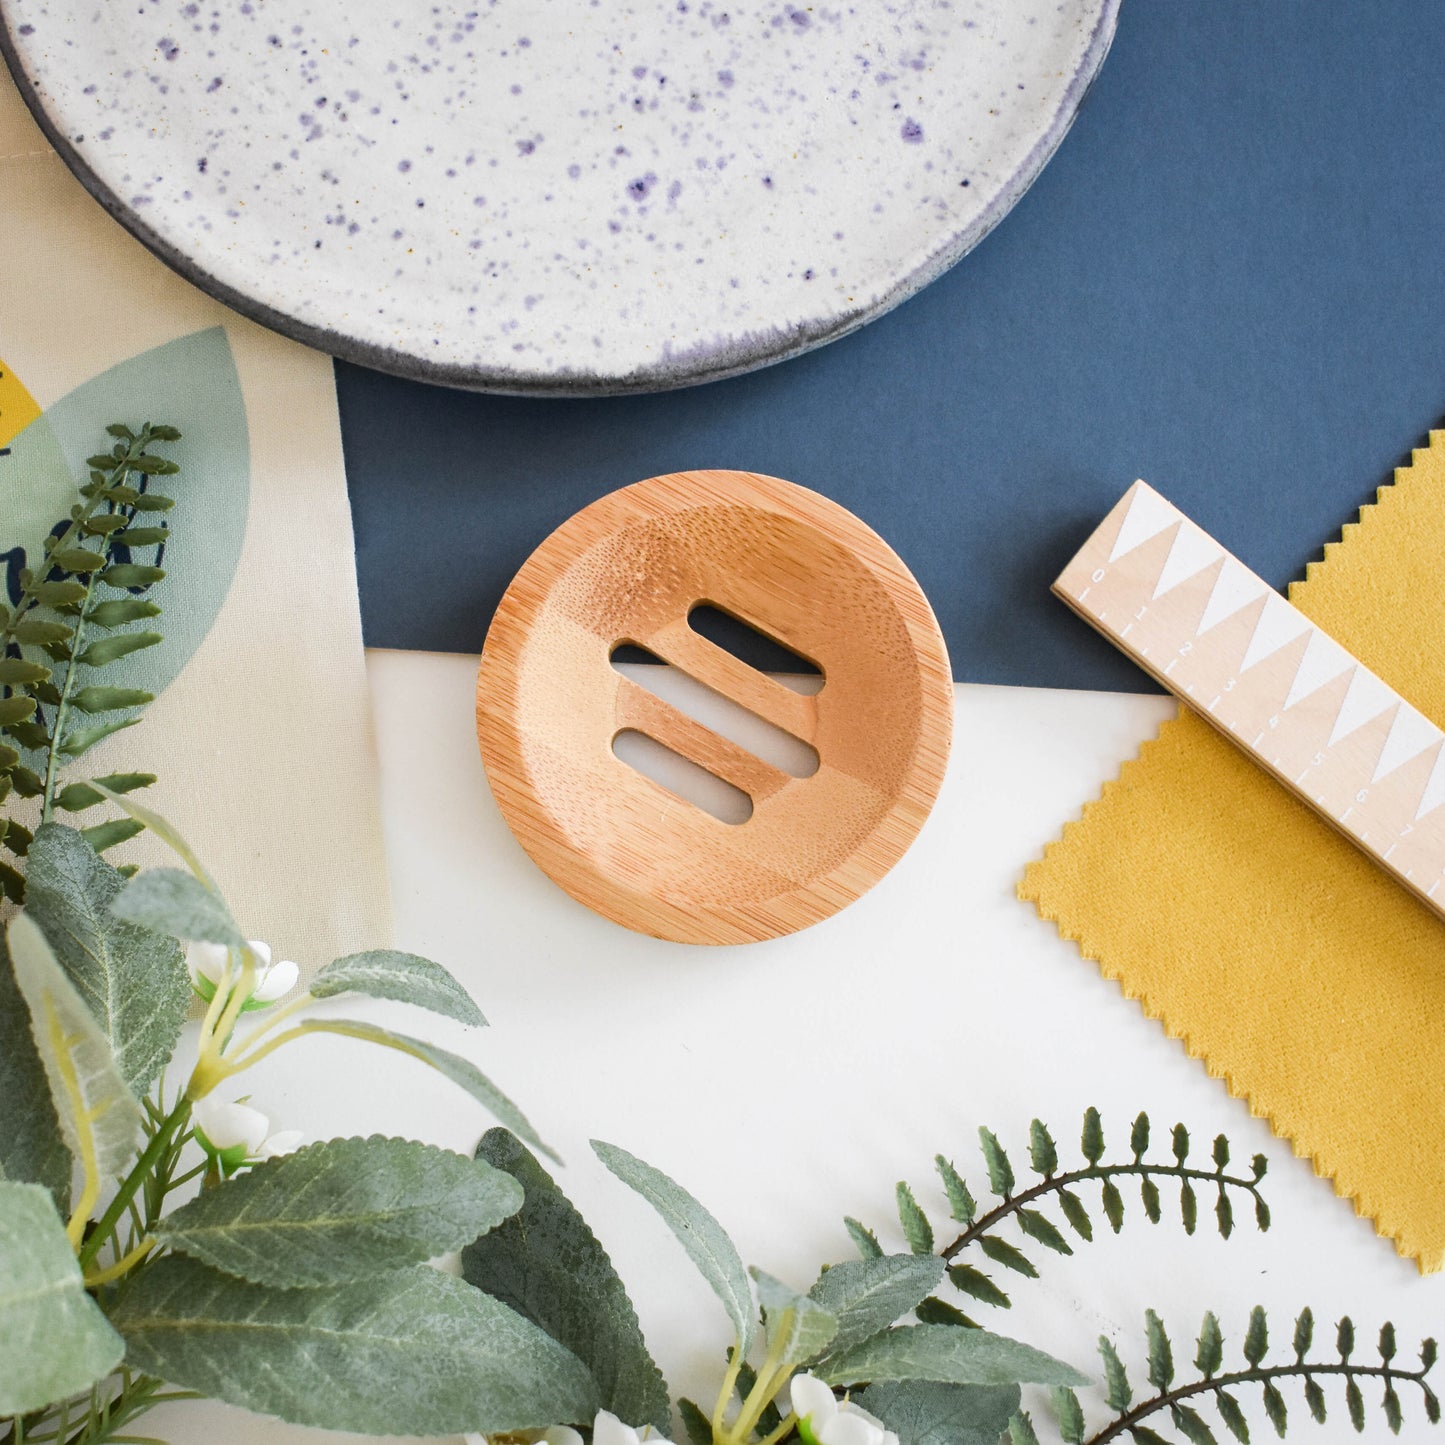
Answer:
xmin=476 ymin=470 xmax=953 ymax=945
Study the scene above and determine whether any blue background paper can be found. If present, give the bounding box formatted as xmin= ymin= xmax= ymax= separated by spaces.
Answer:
xmin=339 ymin=1 xmax=1445 ymax=693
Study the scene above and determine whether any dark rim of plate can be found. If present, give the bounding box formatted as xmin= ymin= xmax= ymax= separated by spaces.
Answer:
xmin=0 ymin=1 xmax=1118 ymax=397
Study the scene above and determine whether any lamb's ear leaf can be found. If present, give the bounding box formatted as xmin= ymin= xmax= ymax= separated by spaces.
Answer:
xmin=817 ymin=1324 xmax=1089 ymax=1389
xmin=856 ymin=1381 xmax=1022 ymax=1445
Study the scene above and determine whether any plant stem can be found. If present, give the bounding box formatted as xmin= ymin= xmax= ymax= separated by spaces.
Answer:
xmin=83 ymin=1237 xmax=154 ymax=1288
xmin=1086 ymin=1360 xmax=1431 ymax=1444
xmin=940 ymin=1162 xmax=1265 ymax=1261
xmin=76 ymin=1098 xmax=190 ymax=1270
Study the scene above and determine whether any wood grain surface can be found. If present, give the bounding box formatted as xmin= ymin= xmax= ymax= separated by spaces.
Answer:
xmin=476 ymin=470 xmax=953 ymax=944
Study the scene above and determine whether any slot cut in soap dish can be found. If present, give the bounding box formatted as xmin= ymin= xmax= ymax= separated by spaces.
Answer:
xmin=476 ymin=470 xmax=953 ymax=945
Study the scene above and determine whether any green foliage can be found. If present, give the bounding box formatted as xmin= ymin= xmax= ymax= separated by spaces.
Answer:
xmin=858 ymin=1381 xmax=1022 ymax=1445
xmin=462 ymin=1128 xmax=671 ymax=1432
xmin=817 ymin=1324 xmax=1088 ymax=1389
xmin=155 ymin=1135 xmax=524 ymax=1288
xmin=111 ymin=866 xmax=245 ymax=949
xmin=846 ymin=1215 xmax=885 ymax=1259
xmin=309 ymin=948 xmax=488 ymax=1026
xmin=592 ymin=1138 xmax=757 ymax=1354
xmin=752 ymin=1269 xmax=839 ymax=1368
xmin=0 ymin=1182 xmax=124 ymax=1414
xmin=111 ymin=1255 xmax=600 ymax=1434
xmin=807 ymin=1255 xmax=945 ymax=1357
xmin=897 ymin=1181 xmax=935 ymax=1254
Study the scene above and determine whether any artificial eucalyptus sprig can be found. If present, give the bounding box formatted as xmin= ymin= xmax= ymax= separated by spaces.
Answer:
xmin=0 ymin=421 xmax=180 ymax=899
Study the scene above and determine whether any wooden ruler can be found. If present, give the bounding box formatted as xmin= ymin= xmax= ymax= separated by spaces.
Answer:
xmin=1057 ymin=480 xmax=1445 ymax=924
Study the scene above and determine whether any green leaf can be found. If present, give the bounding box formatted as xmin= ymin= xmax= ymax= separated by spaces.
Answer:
xmin=859 ymin=1381 xmax=1021 ymax=1445
xmin=935 ymin=1155 xmax=977 ymax=1224
xmin=76 ymin=631 xmax=162 ymax=668
xmin=12 ymin=619 xmax=72 ymax=646
xmin=1254 ymin=1195 xmax=1271 ymax=1231
xmin=1243 ymin=1306 xmax=1268 ymax=1367
xmin=1016 ymin=1208 xmax=1072 ymax=1256
xmin=6 ymin=913 xmax=143 ymax=1184
xmin=808 ymin=1255 xmax=945 ymax=1358
xmin=1081 ymin=1107 xmax=1105 ymax=1165
xmin=58 ymin=715 xmax=140 ymax=758
xmin=593 ymin=1139 xmax=755 ymax=1354
xmin=1058 ymin=1189 xmax=1093 ymax=1242
xmin=1171 ymin=1402 xmax=1218 ymax=1445
xmin=0 ymin=657 xmax=50 ymax=685
xmin=112 ymin=527 xmax=170 ymax=548
xmin=131 ymin=492 xmax=175 ymax=511
xmin=1006 ymin=1411 xmax=1041 ymax=1445
xmin=947 ymin=1263 xmax=1009 ymax=1309
xmin=1172 ymin=1124 xmax=1191 ymax=1163
xmin=846 ymin=1216 xmax=885 ymax=1259
xmin=49 ymin=547 xmax=106 ymax=572
xmin=5 ymin=821 xmax=33 ymax=857
xmin=1262 ymin=1380 xmax=1287 ymax=1437
xmin=86 ymin=453 xmax=121 ymax=470
xmin=310 ymin=949 xmax=486 ymax=1026
xmin=128 ymin=453 xmax=178 ymax=475
xmin=23 ymin=826 xmax=189 ymax=1097
xmin=1028 ymin=1121 xmax=1057 ymax=1177
xmin=55 ymin=773 xmax=155 ymax=812
xmin=10 ymin=766 xmax=44 ymax=797
xmin=157 ymin=1135 xmax=522 ymax=1287
xmin=1216 ymin=1188 xmax=1234 ymax=1239
xmin=1181 ymin=1180 xmax=1198 ymax=1234
xmin=1098 ymin=1336 xmax=1131 ymax=1410
xmin=69 ymin=686 xmax=154 ymax=714
xmin=111 ymin=1255 xmax=599 ymax=1434
xmin=896 ymin=1181 xmax=934 ymax=1254
xmin=462 ymin=1129 xmax=670 ymax=1431
xmin=1383 ymin=1383 xmax=1402 ymax=1435
xmin=1346 ymin=1377 xmax=1365 ymax=1431
xmin=0 ymin=694 xmax=38 ymax=725
xmin=86 ymin=598 xmax=161 ymax=629
xmin=817 ymin=1323 xmax=1088 ymax=1389
xmin=679 ymin=1398 xmax=712 ymax=1445
xmin=0 ymin=932 xmax=71 ymax=1205
xmin=1051 ymin=1387 xmax=1085 ymax=1444
xmin=1215 ymin=1388 xmax=1250 ymax=1442
xmin=1196 ymin=1311 xmax=1224 ymax=1377
xmin=1212 ymin=1134 xmax=1231 ymax=1170
xmin=294 ymin=1019 xmax=552 ymax=1159
xmin=1304 ymin=1377 xmax=1326 ymax=1423
xmin=80 ymin=817 xmax=145 ymax=854
xmin=33 ymin=580 xmax=88 ymax=606
xmin=110 ymin=866 xmax=244 ymax=949
xmin=1337 ymin=1316 xmax=1355 ymax=1360
xmin=751 ymin=1270 xmax=838 ymax=1366
xmin=82 ymin=514 xmax=129 ymax=536
xmin=0 ymin=1182 xmax=125 ymax=1414
xmin=1145 ymin=1309 xmax=1174 ymax=1389
xmin=915 ymin=1298 xmax=977 ymax=1328
xmin=978 ymin=1236 xmax=1037 ymax=1278
xmin=1130 ymin=1112 xmax=1151 ymax=1159
xmin=1293 ymin=1307 xmax=1314 ymax=1361
xmin=978 ymin=1129 xmax=1014 ymax=1198
xmin=1140 ymin=1177 xmax=1162 ymax=1224
xmin=1379 ymin=1321 xmax=1397 ymax=1362
xmin=98 ymin=564 xmax=165 ymax=590
xmin=147 ymin=423 xmax=183 ymax=441
xmin=89 ymin=784 xmax=216 ymax=884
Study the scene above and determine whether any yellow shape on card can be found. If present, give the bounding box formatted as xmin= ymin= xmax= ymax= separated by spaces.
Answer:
xmin=0 ymin=357 xmax=40 ymax=447
xmin=1021 ymin=430 xmax=1445 ymax=1272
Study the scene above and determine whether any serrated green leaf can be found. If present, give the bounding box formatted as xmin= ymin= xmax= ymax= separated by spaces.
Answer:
xmin=1379 ymin=1321 xmax=1396 ymax=1362
xmin=157 ymin=1136 xmax=522 ymax=1287
xmin=1028 ymin=1122 xmax=1058 ymax=1177
xmin=1337 ymin=1316 xmax=1355 ymax=1359
xmin=935 ymin=1156 xmax=977 ymax=1224
xmin=1130 ymin=1112 xmax=1150 ymax=1159
xmin=1099 ymin=1336 xmax=1131 ymax=1411
xmin=112 ymin=527 xmax=169 ymax=548
xmin=0 ymin=742 xmax=17 ymax=771
xmin=1383 ymin=1383 xmax=1402 ymax=1435
xmin=1145 ymin=1309 xmax=1174 ymax=1389
xmin=295 ymin=1019 xmax=552 ymax=1159
xmin=1017 ymin=1209 xmax=1072 ymax=1256
xmin=679 ymin=1398 xmax=712 ymax=1445
xmin=1424 ymin=1386 xmax=1440 ymax=1426
xmin=12 ymin=619 xmax=72 ymax=646
xmin=147 ymin=424 xmax=182 ymax=442
xmin=1215 ymin=1389 xmax=1250 ymax=1442
xmin=751 ymin=1269 xmax=838 ymax=1366
xmin=808 ymin=1255 xmax=945 ymax=1359
xmin=131 ymin=492 xmax=174 ymax=512
xmin=462 ymin=1130 xmax=670 ymax=1431
xmin=69 ymin=686 xmax=154 ymax=714
xmin=1293 ymin=1307 xmax=1313 ymax=1361
xmin=76 ymin=631 xmax=162 ymax=668
xmin=85 ymin=598 xmax=161 ymax=629
xmin=1172 ymin=1403 xmax=1218 ymax=1445
xmin=1346 ymin=1377 xmax=1365 ymax=1431
xmin=897 ymin=1182 xmax=934 ymax=1254
xmin=105 ymin=424 xmax=135 ymax=440
xmin=6 ymin=719 xmax=48 ymax=748
xmin=1216 ymin=1189 xmax=1234 ymax=1239
xmin=1051 ymin=1387 xmax=1085 ymax=1444
xmin=1254 ymin=1195 xmax=1270 ymax=1231
xmin=593 ymin=1139 xmax=754 ymax=1353
xmin=110 ymin=866 xmax=243 ymax=948
xmin=1261 ymin=1380 xmax=1286 ymax=1436
xmin=846 ymin=1216 xmax=884 ymax=1259
xmin=915 ymin=1297 xmax=976 ymax=1328
xmin=979 ymin=1236 xmax=1036 ymax=1278
xmin=1171 ymin=1124 xmax=1190 ymax=1164
xmin=1196 ymin=1311 xmax=1224 ymax=1377
xmin=1140 ymin=1177 xmax=1161 ymax=1224
xmin=33 ymin=581 xmax=88 ymax=606
xmin=1181 ymin=1180 xmax=1198 ymax=1234
xmin=0 ymin=933 xmax=70 ymax=1205
xmin=0 ymin=694 xmax=38 ymax=725
xmin=1244 ymin=1306 xmax=1268 ymax=1367
xmin=98 ymin=565 xmax=165 ymax=590
xmin=80 ymin=818 xmax=145 ymax=854
xmin=49 ymin=548 xmax=106 ymax=573
xmin=111 ymin=1256 xmax=598 ymax=1433
xmin=86 ymin=453 xmax=120 ymax=470
xmin=1006 ymin=1409 xmax=1040 ymax=1445
xmin=0 ymin=858 xmax=25 ymax=902
xmin=128 ymin=454 xmax=178 ymax=475
xmin=1057 ymin=1189 xmax=1092 ymax=1242
xmin=948 ymin=1263 xmax=1010 ymax=1309
xmin=82 ymin=514 xmax=129 ymax=536
xmin=1211 ymin=1134 xmax=1230 ymax=1169
xmin=55 ymin=773 xmax=154 ymax=812
xmin=310 ymin=949 xmax=486 ymax=1027
xmin=978 ymin=1129 xmax=1014 ymax=1198
xmin=58 ymin=715 xmax=140 ymax=758
xmin=859 ymin=1382 xmax=1021 ymax=1445
xmin=1130 ymin=1425 xmax=1171 ymax=1444
xmin=819 ymin=1323 xmax=1087 ymax=1389
xmin=1081 ymin=1108 xmax=1105 ymax=1165
xmin=0 ymin=1182 xmax=124 ymax=1414
xmin=1422 ymin=1337 xmax=1437 ymax=1370
xmin=5 ymin=820 xmax=32 ymax=857
xmin=10 ymin=766 xmax=44 ymax=797
xmin=1304 ymin=1377 xmax=1326 ymax=1424
xmin=0 ymin=657 xmax=50 ymax=685
xmin=6 ymin=914 xmax=143 ymax=1185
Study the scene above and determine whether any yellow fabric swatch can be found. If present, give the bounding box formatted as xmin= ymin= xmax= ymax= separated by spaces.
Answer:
xmin=1021 ymin=431 xmax=1445 ymax=1272
xmin=0 ymin=355 xmax=41 ymax=446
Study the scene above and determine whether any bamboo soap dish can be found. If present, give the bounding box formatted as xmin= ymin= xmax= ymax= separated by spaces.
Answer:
xmin=476 ymin=470 xmax=953 ymax=945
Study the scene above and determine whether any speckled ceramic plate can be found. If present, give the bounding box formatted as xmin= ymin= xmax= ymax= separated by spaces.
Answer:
xmin=1 ymin=1 xmax=1116 ymax=395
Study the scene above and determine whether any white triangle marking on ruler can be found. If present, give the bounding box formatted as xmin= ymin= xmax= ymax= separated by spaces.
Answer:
xmin=1196 ymin=558 xmax=1268 ymax=636
xmin=1372 ymin=704 xmax=1442 ymax=783
xmin=1107 ymin=484 xmax=1179 ymax=562
xmin=1152 ymin=521 xmax=1223 ymax=599
xmin=1240 ymin=593 xmax=1312 ymax=672
xmin=1283 ymin=630 xmax=1354 ymax=710
xmin=1327 ymin=668 xmax=1397 ymax=747
xmin=1414 ymin=744 xmax=1445 ymax=820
